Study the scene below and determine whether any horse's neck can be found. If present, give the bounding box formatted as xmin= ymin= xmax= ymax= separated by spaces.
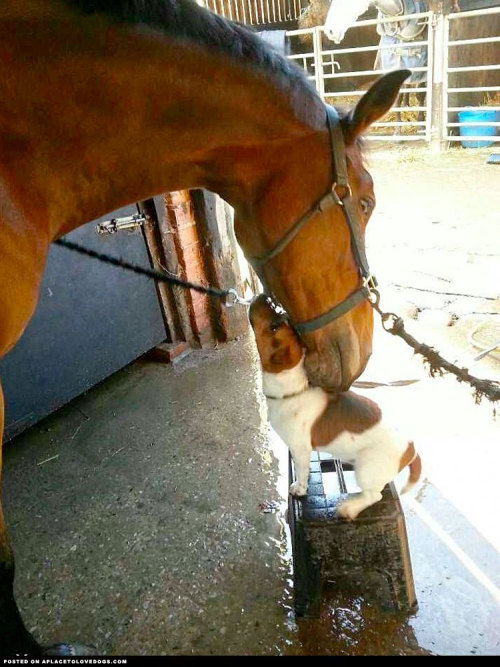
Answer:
xmin=0 ymin=1 xmax=326 ymax=241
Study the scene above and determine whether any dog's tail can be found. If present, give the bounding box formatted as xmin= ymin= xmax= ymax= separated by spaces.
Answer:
xmin=399 ymin=441 xmax=422 ymax=494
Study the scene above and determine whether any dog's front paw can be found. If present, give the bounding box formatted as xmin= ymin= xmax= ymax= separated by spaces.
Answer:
xmin=289 ymin=481 xmax=308 ymax=497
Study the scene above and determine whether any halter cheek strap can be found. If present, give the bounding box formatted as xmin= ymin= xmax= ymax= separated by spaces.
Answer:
xmin=248 ymin=105 xmax=376 ymax=335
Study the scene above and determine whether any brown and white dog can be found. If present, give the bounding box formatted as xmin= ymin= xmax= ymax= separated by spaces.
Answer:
xmin=249 ymin=294 xmax=421 ymax=520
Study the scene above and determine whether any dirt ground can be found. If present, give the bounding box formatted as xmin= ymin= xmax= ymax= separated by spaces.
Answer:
xmin=367 ymin=143 xmax=499 ymax=319
xmin=3 ymin=144 xmax=500 ymax=657
xmin=359 ymin=142 xmax=500 ymax=567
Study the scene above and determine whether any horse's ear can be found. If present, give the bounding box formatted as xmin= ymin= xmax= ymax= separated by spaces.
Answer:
xmin=345 ymin=69 xmax=411 ymax=143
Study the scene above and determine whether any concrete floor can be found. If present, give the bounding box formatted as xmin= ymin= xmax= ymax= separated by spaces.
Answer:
xmin=3 ymin=331 xmax=499 ymax=656
xmin=3 ymin=146 xmax=500 ymax=656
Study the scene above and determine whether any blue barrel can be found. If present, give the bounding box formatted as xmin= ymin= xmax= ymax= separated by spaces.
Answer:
xmin=458 ymin=109 xmax=499 ymax=148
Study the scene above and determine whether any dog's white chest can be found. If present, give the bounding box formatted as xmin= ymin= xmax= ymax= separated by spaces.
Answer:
xmin=266 ymin=388 xmax=328 ymax=447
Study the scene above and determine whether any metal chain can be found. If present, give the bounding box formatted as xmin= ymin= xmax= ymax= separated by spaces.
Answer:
xmin=368 ymin=288 xmax=500 ymax=405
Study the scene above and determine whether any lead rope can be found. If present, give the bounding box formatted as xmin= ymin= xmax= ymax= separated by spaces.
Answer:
xmin=53 ymin=237 xmax=251 ymax=306
xmin=367 ymin=287 xmax=500 ymax=406
xmin=54 ymin=238 xmax=499 ymax=406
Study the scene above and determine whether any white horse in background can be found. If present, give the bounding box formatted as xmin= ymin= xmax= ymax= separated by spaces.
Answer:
xmin=324 ymin=0 xmax=428 ymax=84
xmin=324 ymin=0 xmax=379 ymax=43
xmin=323 ymin=0 xmax=429 ymax=128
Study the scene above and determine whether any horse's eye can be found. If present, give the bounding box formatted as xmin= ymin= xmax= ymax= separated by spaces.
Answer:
xmin=270 ymin=321 xmax=282 ymax=333
xmin=360 ymin=198 xmax=373 ymax=215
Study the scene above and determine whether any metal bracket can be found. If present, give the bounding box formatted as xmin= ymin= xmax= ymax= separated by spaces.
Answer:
xmin=96 ymin=213 xmax=147 ymax=235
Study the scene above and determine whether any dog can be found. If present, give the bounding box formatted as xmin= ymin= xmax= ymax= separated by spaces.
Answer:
xmin=249 ymin=294 xmax=421 ymax=520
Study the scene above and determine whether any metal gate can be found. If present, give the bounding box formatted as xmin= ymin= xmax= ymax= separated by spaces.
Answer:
xmin=287 ymin=8 xmax=433 ymax=142
xmin=201 ymin=1 xmax=500 ymax=147
xmin=286 ymin=6 xmax=500 ymax=146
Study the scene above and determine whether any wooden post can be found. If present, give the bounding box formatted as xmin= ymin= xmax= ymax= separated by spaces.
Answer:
xmin=138 ymin=199 xmax=185 ymax=345
xmin=427 ymin=2 xmax=448 ymax=153
xmin=141 ymin=188 xmax=249 ymax=354
xmin=163 ymin=191 xmax=215 ymax=347
xmin=140 ymin=197 xmax=199 ymax=348
xmin=191 ymin=190 xmax=249 ymax=342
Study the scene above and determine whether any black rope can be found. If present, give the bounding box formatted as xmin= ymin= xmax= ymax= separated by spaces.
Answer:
xmin=55 ymin=237 xmax=499 ymax=406
xmin=54 ymin=238 xmax=231 ymax=301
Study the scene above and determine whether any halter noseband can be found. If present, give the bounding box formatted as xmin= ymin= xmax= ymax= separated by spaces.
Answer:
xmin=248 ymin=105 xmax=376 ymax=335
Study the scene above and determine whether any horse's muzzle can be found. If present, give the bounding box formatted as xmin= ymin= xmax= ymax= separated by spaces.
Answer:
xmin=302 ymin=325 xmax=372 ymax=392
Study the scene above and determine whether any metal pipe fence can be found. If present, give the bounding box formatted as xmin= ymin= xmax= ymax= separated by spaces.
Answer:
xmin=200 ymin=1 xmax=500 ymax=148
xmin=285 ymin=6 xmax=500 ymax=147
xmin=286 ymin=11 xmax=434 ymax=142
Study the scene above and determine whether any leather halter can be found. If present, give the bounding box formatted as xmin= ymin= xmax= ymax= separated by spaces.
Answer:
xmin=248 ymin=105 xmax=376 ymax=335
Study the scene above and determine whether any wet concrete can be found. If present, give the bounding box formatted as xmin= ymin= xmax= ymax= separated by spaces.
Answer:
xmin=3 ymin=146 xmax=500 ymax=655
xmin=4 ymin=339 xmax=293 ymax=655
xmin=3 ymin=332 xmax=499 ymax=656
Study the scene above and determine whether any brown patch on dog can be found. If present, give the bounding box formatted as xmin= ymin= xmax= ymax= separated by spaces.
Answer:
xmin=311 ymin=391 xmax=382 ymax=448
xmin=249 ymin=295 xmax=303 ymax=374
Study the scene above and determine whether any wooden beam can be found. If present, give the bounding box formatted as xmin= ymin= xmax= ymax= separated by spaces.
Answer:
xmin=138 ymin=199 xmax=186 ymax=345
xmin=164 ymin=191 xmax=216 ymax=347
xmin=191 ymin=190 xmax=249 ymax=342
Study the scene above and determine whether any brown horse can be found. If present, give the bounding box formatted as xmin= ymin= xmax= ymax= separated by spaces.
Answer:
xmin=0 ymin=0 xmax=408 ymax=655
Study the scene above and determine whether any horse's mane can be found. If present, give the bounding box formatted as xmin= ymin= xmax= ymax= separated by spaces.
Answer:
xmin=66 ymin=0 xmax=325 ymax=128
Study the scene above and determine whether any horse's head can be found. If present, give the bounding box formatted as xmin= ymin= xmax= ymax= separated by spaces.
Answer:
xmin=242 ymin=70 xmax=409 ymax=392
xmin=324 ymin=0 xmax=372 ymax=44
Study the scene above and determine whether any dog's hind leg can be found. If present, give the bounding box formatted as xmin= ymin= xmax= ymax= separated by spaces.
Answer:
xmin=337 ymin=488 xmax=383 ymax=521
xmin=337 ymin=450 xmax=398 ymax=521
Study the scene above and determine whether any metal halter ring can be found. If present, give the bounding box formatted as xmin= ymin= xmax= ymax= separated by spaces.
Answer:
xmin=225 ymin=288 xmax=252 ymax=307
xmin=332 ymin=181 xmax=352 ymax=204
xmin=366 ymin=285 xmax=381 ymax=308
